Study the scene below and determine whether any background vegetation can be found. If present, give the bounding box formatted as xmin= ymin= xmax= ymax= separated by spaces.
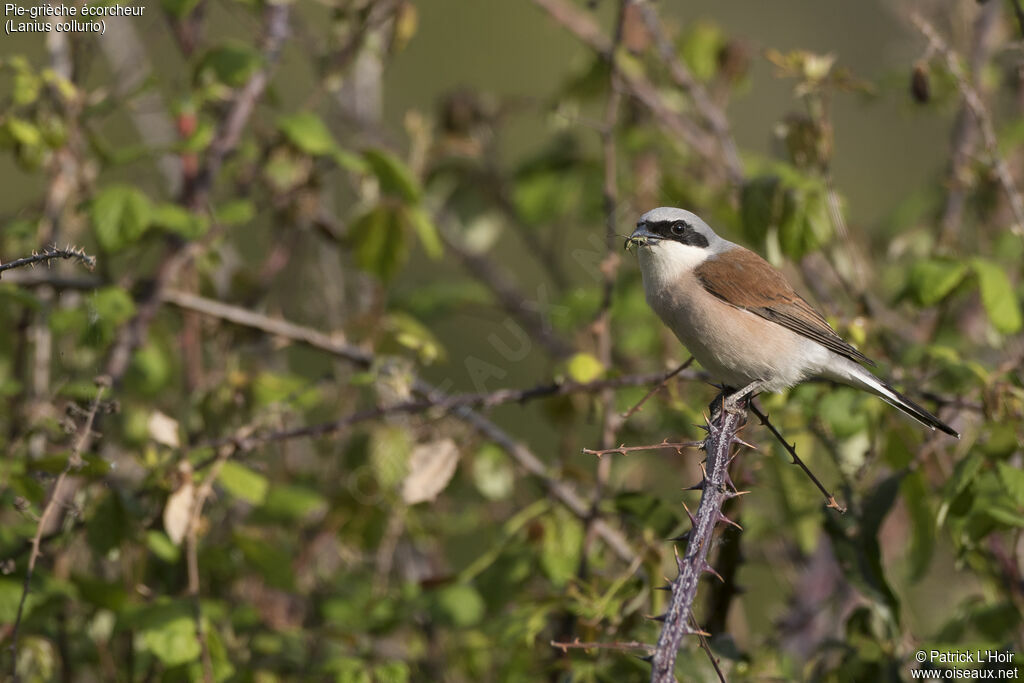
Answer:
xmin=1 ymin=0 xmax=1023 ymax=680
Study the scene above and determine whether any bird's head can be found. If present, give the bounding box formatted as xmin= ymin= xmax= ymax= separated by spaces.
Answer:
xmin=626 ymin=207 xmax=727 ymax=275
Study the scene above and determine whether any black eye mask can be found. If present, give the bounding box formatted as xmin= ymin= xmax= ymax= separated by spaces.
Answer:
xmin=639 ymin=220 xmax=710 ymax=248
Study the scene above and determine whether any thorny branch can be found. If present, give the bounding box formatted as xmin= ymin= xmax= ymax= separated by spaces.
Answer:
xmin=650 ymin=395 xmax=749 ymax=683
xmin=749 ymin=400 xmax=846 ymax=514
xmin=8 ymin=377 xmax=109 ymax=679
xmin=0 ymin=246 xmax=96 ymax=278
xmin=582 ymin=440 xmax=702 ymax=457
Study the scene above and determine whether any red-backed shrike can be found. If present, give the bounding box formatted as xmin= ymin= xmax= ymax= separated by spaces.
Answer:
xmin=628 ymin=207 xmax=958 ymax=437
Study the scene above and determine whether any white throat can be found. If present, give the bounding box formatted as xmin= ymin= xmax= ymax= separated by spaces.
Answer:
xmin=637 ymin=240 xmax=710 ymax=291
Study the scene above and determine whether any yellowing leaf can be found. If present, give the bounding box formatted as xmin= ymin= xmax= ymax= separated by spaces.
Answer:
xmin=567 ymin=352 xmax=604 ymax=383
xmin=163 ymin=472 xmax=193 ymax=546
xmin=147 ymin=411 xmax=180 ymax=449
xmin=401 ymin=438 xmax=459 ymax=504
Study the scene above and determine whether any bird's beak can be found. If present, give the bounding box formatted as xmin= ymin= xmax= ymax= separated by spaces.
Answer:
xmin=624 ymin=225 xmax=656 ymax=252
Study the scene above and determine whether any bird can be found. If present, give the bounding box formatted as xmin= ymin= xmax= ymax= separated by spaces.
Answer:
xmin=626 ymin=207 xmax=959 ymax=438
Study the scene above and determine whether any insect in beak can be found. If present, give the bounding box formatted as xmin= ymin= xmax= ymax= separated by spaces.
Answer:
xmin=623 ymin=233 xmax=650 ymax=252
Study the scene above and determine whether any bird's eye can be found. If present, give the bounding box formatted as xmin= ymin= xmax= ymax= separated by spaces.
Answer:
xmin=671 ymin=222 xmax=686 ymax=235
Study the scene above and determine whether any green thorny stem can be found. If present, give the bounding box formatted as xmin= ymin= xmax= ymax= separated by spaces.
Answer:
xmin=649 ymin=394 xmax=750 ymax=683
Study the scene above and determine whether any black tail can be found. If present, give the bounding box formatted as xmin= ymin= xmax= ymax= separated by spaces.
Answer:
xmin=873 ymin=380 xmax=960 ymax=438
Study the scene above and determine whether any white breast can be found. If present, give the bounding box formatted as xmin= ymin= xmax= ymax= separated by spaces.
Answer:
xmin=638 ymin=245 xmax=828 ymax=391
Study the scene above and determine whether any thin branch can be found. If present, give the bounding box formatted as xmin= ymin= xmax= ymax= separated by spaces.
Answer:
xmin=910 ymin=12 xmax=1024 ymax=238
xmin=691 ymin=614 xmax=728 ymax=683
xmin=634 ymin=0 xmax=743 ymax=181
xmin=582 ymin=440 xmax=702 ymax=457
xmin=104 ymin=3 xmax=291 ymax=385
xmin=528 ymin=0 xmax=729 ymax=184
xmin=162 ymin=289 xmax=371 ymax=366
xmin=163 ymin=288 xmax=702 ymax=411
xmin=551 ymin=638 xmax=653 ymax=653
xmin=621 ymin=358 xmax=694 ymax=419
xmin=650 ymin=394 xmax=750 ymax=682
xmin=8 ymin=376 xmax=109 ymax=678
xmin=749 ymin=400 xmax=846 ymax=514
xmin=0 ymin=246 xmax=96 ymax=278
xmin=437 ymin=221 xmax=574 ymax=359
xmin=186 ymin=443 xmax=237 ymax=683
xmin=934 ymin=1 xmax=1000 ymax=245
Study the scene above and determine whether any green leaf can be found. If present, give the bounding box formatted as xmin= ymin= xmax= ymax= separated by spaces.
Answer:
xmin=997 ymin=463 xmax=1024 ymax=508
xmin=539 ymin=509 xmax=583 ymax=587
xmin=566 ymin=352 xmax=604 ymax=383
xmin=90 ymin=185 xmax=153 ymax=252
xmin=472 ymin=444 xmax=514 ymax=501
xmin=902 ymin=471 xmax=934 ymax=582
xmin=217 ymin=461 xmax=269 ymax=505
xmin=151 ymin=203 xmax=209 ymax=239
xmin=740 ymin=175 xmax=783 ymax=245
xmin=6 ymin=117 xmax=41 ymax=147
xmin=351 ymin=206 xmax=408 ymax=282
xmin=277 ymin=112 xmax=338 ymax=156
xmin=259 ymin=484 xmax=328 ymax=522
xmin=196 ymin=43 xmax=261 ymax=87
xmin=906 ymin=259 xmax=969 ymax=306
xmin=362 ymin=149 xmax=421 ymax=202
xmin=213 ymin=199 xmax=255 ymax=226
xmin=252 ymin=372 xmax=319 ymax=409
xmin=134 ymin=601 xmax=201 ymax=666
xmin=972 ymin=258 xmax=1023 ymax=334
xmin=146 ymin=531 xmax=181 ymax=563
xmin=404 ymin=206 xmax=443 ymax=259
xmin=370 ymin=426 xmax=412 ymax=489
xmin=434 ymin=584 xmax=485 ymax=627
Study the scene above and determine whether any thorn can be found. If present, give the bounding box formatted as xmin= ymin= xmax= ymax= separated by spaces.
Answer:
xmin=637 ymin=654 xmax=654 ymax=664
xmin=703 ymin=563 xmax=725 ymax=583
xmin=732 ymin=435 xmax=758 ymax=450
xmin=725 ymin=489 xmax=751 ymax=499
xmin=668 ymin=531 xmax=690 ymax=543
xmin=683 ymin=480 xmax=705 ymax=492
xmin=654 ymin=584 xmax=673 ymax=592
xmin=648 ymin=613 xmax=668 ymax=623
xmin=681 ymin=500 xmax=696 ymax=526
xmin=717 ymin=512 xmax=743 ymax=530
xmin=684 ymin=627 xmax=712 ymax=637
xmin=694 ymin=423 xmax=710 ymax=432
xmin=674 ymin=545 xmax=685 ymax=572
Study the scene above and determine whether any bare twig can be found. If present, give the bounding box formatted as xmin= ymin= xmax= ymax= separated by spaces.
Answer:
xmin=0 ymin=246 xmax=95 ymax=278
xmin=749 ymin=400 xmax=846 ymax=514
xmin=552 ymin=638 xmax=653 ymax=653
xmin=911 ymin=12 xmax=1024 ymax=238
xmin=8 ymin=376 xmax=109 ymax=679
xmin=933 ymin=2 xmax=1000 ymax=245
xmin=104 ymin=3 xmax=291 ymax=385
xmin=528 ymin=0 xmax=728 ymax=184
xmin=582 ymin=440 xmax=702 ymax=457
xmin=650 ymin=395 xmax=749 ymax=682
xmin=437 ymin=222 xmax=574 ymax=359
xmin=621 ymin=358 xmax=694 ymax=419
xmin=634 ymin=0 xmax=743 ymax=182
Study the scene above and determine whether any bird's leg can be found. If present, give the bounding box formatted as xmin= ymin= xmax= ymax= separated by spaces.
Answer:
xmin=722 ymin=380 xmax=764 ymax=415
